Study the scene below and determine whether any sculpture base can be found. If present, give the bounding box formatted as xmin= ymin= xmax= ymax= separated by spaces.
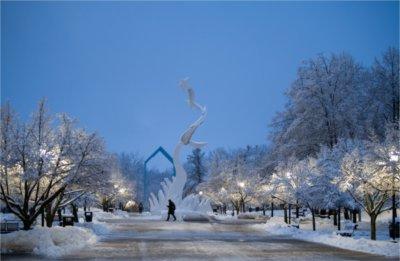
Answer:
xmin=160 ymin=209 xmax=212 ymax=222
xmin=150 ymin=193 xmax=212 ymax=215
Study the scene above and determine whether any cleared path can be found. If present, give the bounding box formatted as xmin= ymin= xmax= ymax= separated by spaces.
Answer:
xmin=2 ymin=216 xmax=396 ymax=260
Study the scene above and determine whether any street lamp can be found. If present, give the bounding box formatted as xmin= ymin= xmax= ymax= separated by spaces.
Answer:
xmin=199 ymin=191 xmax=203 ymax=196
xmin=390 ymin=151 xmax=399 ymax=240
xmin=272 ymin=195 xmax=289 ymax=223
xmin=237 ymin=182 xmax=245 ymax=212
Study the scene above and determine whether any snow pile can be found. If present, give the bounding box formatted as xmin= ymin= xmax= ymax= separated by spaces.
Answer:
xmin=1 ymin=226 xmax=97 ymax=257
xmin=237 ymin=212 xmax=270 ymax=221
xmin=77 ymin=221 xmax=110 ymax=235
xmin=254 ymin=217 xmax=399 ymax=257
xmin=89 ymin=208 xmax=130 ymax=221
xmin=0 ymin=213 xmax=19 ymax=222
xmin=182 ymin=211 xmax=210 ymax=222
xmin=114 ymin=209 xmax=130 ymax=218
xmin=160 ymin=210 xmax=212 ymax=222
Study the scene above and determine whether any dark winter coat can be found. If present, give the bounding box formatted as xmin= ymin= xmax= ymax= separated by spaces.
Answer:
xmin=167 ymin=201 xmax=176 ymax=214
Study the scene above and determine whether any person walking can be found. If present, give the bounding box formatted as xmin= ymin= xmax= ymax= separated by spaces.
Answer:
xmin=138 ymin=202 xmax=143 ymax=214
xmin=166 ymin=199 xmax=177 ymax=221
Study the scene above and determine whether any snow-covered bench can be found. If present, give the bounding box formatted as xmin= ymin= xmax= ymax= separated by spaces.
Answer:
xmin=288 ymin=218 xmax=300 ymax=229
xmin=1 ymin=213 xmax=20 ymax=233
xmin=337 ymin=223 xmax=358 ymax=237
xmin=1 ymin=220 xmax=19 ymax=233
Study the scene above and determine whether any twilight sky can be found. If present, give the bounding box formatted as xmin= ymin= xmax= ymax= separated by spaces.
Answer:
xmin=1 ymin=1 xmax=399 ymax=168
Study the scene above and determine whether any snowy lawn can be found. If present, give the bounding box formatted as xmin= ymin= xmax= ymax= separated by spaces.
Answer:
xmin=81 ymin=207 xmax=130 ymax=220
xmin=253 ymin=216 xmax=400 ymax=257
xmin=0 ymin=226 xmax=97 ymax=257
xmin=0 ymin=208 xmax=131 ymax=257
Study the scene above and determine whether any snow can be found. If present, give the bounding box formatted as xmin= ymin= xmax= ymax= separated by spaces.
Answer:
xmin=83 ymin=207 xmax=130 ymax=221
xmin=76 ymin=221 xmax=111 ymax=235
xmin=0 ymin=208 xmax=133 ymax=257
xmin=237 ymin=212 xmax=270 ymax=221
xmin=181 ymin=211 xmax=211 ymax=222
xmin=253 ymin=216 xmax=400 ymax=257
xmin=0 ymin=226 xmax=97 ymax=257
xmin=0 ymin=213 xmax=19 ymax=222
xmin=159 ymin=210 xmax=212 ymax=222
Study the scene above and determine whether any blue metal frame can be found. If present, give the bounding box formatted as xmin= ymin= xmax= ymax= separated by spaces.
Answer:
xmin=144 ymin=146 xmax=175 ymax=208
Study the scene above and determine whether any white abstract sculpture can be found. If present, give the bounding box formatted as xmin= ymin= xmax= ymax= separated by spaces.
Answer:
xmin=149 ymin=78 xmax=212 ymax=214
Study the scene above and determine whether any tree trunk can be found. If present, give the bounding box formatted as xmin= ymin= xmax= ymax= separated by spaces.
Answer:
xmin=358 ymin=209 xmax=361 ymax=222
xmin=288 ymin=204 xmax=292 ymax=224
xmin=233 ymin=202 xmax=239 ymax=215
xmin=41 ymin=208 xmax=45 ymax=227
xmin=344 ymin=208 xmax=350 ymax=220
xmin=337 ymin=207 xmax=341 ymax=230
xmin=295 ymin=200 xmax=299 ymax=218
xmin=333 ymin=210 xmax=337 ymax=226
xmin=271 ymin=202 xmax=274 ymax=217
xmin=370 ymin=214 xmax=377 ymax=240
xmin=284 ymin=205 xmax=288 ymax=224
xmin=311 ymin=209 xmax=316 ymax=231
xmin=57 ymin=209 xmax=62 ymax=225
xmin=71 ymin=204 xmax=79 ymax=222
xmin=45 ymin=204 xmax=54 ymax=227
xmin=352 ymin=209 xmax=357 ymax=223
xmin=23 ymin=220 xmax=33 ymax=230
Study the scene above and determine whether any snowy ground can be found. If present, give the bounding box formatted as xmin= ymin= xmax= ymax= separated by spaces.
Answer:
xmin=241 ymin=209 xmax=399 ymax=257
xmin=1 ymin=226 xmax=97 ymax=257
xmin=1 ymin=211 xmax=396 ymax=260
xmin=253 ymin=217 xmax=399 ymax=258
xmin=0 ymin=208 xmax=128 ymax=258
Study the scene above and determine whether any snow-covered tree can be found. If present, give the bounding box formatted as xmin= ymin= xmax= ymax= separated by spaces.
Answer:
xmin=97 ymin=154 xmax=135 ymax=211
xmin=0 ymin=100 xmax=107 ymax=229
xmin=340 ymin=133 xmax=399 ymax=240
xmin=269 ymin=53 xmax=365 ymax=160
xmin=184 ymin=148 xmax=206 ymax=196
xmin=118 ymin=152 xmax=143 ymax=202
xmin=370 ymin=47 xmax=399 ymax=136
xmin=199 ymin=147 xmax=265 ymax=214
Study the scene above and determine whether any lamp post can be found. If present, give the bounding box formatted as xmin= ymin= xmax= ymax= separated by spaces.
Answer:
xmin=390 ymin=152 xmax=398 ymax=240
xmin=272 ymin=195 xmax=288 ymax=223
xmin=238 ymin=182 xmax=245 ymax=212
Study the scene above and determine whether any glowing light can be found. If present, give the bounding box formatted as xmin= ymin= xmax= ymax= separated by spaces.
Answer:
xmin=390 ymin=152 xmax=399 ymax=162
xmin=238 ymin=182 xmax=245 ymax=188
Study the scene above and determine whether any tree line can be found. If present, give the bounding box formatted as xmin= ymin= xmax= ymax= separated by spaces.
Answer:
xmin=196 ymin=47 xmax=399 ymax=240
xmin=0 ymin=100 xmax=134 ymax=229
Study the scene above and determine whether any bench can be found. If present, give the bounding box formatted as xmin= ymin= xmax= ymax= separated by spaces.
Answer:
xmin=291 ymin=210 xmax=306 ymax=217
xmin=288 ymin=218 xmax=300 ymax=229
xmin=337 ymin=223 xmax=358 ymax=237
xmin=1 ymin=220 xmax=19 ymax=233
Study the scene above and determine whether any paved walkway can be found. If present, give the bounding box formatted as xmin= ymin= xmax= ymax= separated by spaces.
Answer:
xmin=2 ymin=216 xmax=395 ymax=260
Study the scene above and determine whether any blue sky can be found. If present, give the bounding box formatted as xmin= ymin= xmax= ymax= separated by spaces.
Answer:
xmin=1 ymin=1 xmax=399 ymax=168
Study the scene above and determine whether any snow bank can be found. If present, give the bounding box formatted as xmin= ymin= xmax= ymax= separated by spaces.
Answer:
xmin=160 ymin=210 xmax=212 ymax=222
xmin=182 ymin=212 xmax=210 ymax=222
xmin=77 ymin=221 xmax=110 ymax=235
xmin=1 ymin=226 xmax=97 ymax=257
xmin=87 ymin=208 xmax=130 ymax=221
xmin=237 ymin=212 xmax=270 ymax=221
xmin=0 ymin=213 xmax=19 ymax=222
xmin=254 ymin=217 xmax=399 ymax=257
